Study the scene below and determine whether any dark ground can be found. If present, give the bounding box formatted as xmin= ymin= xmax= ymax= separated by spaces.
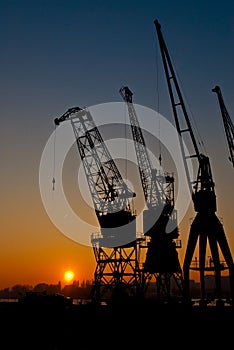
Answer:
xmin=1 ymin=300 xmax=233 ymax=349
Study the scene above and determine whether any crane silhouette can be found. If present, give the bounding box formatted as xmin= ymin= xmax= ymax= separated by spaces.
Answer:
xmin=120 ymin=86 xmax=184 ymax=301
xmin=54 ymin=106 xmax=147 ymax=302
xmin=154 ymin=19 xmax=234 ymax=305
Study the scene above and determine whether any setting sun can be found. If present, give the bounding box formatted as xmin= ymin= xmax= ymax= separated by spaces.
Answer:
xmin=64 ymin=270 xmax=75 ymax=283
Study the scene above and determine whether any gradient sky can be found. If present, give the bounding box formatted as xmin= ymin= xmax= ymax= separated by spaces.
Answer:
xmin=0 ymin=0 xmax=234 ymax=289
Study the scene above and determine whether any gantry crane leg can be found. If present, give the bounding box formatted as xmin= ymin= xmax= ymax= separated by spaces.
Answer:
xmin=183 ymin=221 xmax=199 ymax=301
xmin=184 ymin=213 xmax=234 ymax=302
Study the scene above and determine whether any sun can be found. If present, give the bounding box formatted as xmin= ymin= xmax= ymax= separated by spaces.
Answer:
xmin=64 ymin=270 xmax=75 ymax=283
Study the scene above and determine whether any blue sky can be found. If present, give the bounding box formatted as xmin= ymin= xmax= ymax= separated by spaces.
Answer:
xmin=0 ymin=0 xmax=233 ymax=287
xmin=1 ymin=1 xmax=233 ymax=152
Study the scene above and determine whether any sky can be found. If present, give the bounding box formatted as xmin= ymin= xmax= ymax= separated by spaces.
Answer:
xmin=0 ymin=0 xmax=234 ymax=290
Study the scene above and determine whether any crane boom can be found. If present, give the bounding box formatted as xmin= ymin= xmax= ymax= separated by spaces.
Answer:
xmin=119 ymin=86 xmax=173 ymax=210
xmin=154 ymin=20 xmax=216 ymax=213
xmin=54 ymin=107 xmax=136 ymax=247
xmin=119 ymin=86 xmax=176 ymax=232
xmin=154 ymin=19 xmax=234 ymax=303
xmin=212 ymin=85 xmax=234 ymax=167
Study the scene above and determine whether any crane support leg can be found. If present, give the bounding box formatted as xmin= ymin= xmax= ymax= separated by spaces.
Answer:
xmin=183 ymin=221 xmax=199 ymax=301
xmin=184 ymin=212 xmax=234 ymax=303
xmin=199 ymin=230 xmax=207 ymax=301
xmin=208 ymin=234 xmax=222 ymax=299
xmin=215 ymin=217 xmax=234 ymax=301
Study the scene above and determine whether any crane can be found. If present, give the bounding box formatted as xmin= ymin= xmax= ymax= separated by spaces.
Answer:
xmin=54 ymin=106 xmax=143 ymax=302
xmin=212 ymin=85 xmax=234 ymax=168
xmin=119 ymin=86 xmax=183 ymax=300
xmin=154 ymin=19 xmax=234 ymax=304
